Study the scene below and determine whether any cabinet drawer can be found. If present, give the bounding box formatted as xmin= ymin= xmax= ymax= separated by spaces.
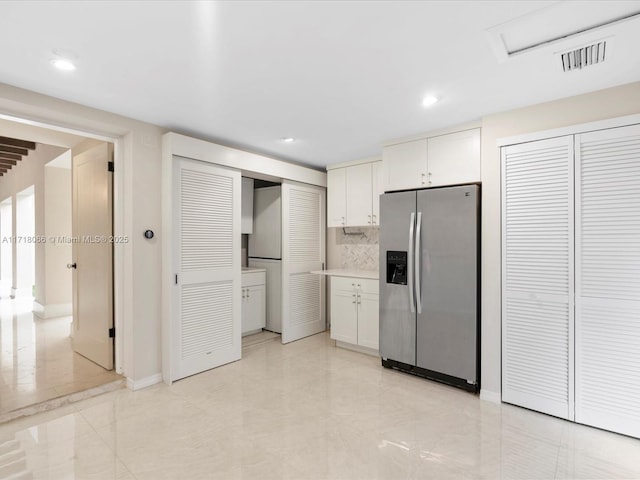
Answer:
xmin=332 ymin=276 xmax=378 ymax=294
xmin=242 ymin=271 xmax=266 ymax=287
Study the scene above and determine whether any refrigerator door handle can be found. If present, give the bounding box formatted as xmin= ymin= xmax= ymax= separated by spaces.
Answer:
xmin=408 ymin=212 xmax=415 ymax=313
xmin=415 ymin=211 xmax=422 ymax=314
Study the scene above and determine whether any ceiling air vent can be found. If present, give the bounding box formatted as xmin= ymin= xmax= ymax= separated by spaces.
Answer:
xmin=560 ymin=40 xmax=608 ymax=72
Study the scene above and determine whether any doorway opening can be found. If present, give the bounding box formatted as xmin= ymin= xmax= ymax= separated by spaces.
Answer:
xmin=0 ymin=127 xmax=121 ymax=422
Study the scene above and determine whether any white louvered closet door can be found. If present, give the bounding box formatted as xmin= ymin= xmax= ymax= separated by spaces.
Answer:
xmin=502 ymin=136 xmax=574 ymax=420
xmin=172 ymin=157 xmax=241 ymax=381
xmin=281 ymin=181 xmax=326 ymax=344
xmin=575 ymin=125 xmax=640 ymax=438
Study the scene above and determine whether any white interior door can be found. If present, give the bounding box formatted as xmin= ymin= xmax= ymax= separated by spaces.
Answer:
xmin=575 ymin=125 xmax=640 ymax=438
xmin=501 ymin=136 xmax=574 ymax=420
xmin=171 ymin=156 xmax=241 ymax=381
xmin=281 ymin=181 xmax=326 ymax=343
xmin=72 ymin=142 xmax=113 ymax=370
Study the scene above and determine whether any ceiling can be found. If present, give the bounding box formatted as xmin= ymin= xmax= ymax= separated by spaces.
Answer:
xmin=0 ymin=1 xmax=639 ymax=168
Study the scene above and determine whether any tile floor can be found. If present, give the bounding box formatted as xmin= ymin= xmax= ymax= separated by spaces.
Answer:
xmin=0 ymin=298 xmax=122 ymax=417
xmin=2 ymin=332 xmax=640 ymax=479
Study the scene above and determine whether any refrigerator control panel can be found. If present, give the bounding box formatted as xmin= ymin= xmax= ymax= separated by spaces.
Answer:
xmin=386 ymin=251 xmax=407 ymax=285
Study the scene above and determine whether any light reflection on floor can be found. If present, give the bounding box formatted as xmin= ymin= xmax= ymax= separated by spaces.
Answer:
xmin=1 ymin=332 xmax=640 ymax=479
xmin=0 ymin=298 xmax=121 ymax=417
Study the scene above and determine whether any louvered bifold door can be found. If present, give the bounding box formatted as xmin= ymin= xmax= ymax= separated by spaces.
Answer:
xmin=575 ymin=125 xmax=640 ymax=438
xmin=502 ymin=136 xmax=574 ymax=420
xmin=281 ymin=181 xmax=326 ymax=344
xmin=172 ymin=157 xmax=241 ymax=381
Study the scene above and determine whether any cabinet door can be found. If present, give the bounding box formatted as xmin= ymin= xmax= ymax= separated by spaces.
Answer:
xmin=382 ymin=139 xmax=427 ymax=192
xmin=371 ymin=161 xmax=383 ymax=225
xmin=242 ymin=284 xmax=265 ymax=334
xmin=346 ymin=163 xmax=373 ymax=226
xmin=575 ymin=124 xmax=640 ymax=438
xmin=241 ymin=177 xmax=254 ymax=234
xmin=330 ymin=289 xmax=358 ymax=344
xmin=427 ymin=128 xmax=480 ymax=187
xmin=327 ymin=168 xmax=346 ymax=227
xmin=358 ymin=292 xmax=379 ymax=350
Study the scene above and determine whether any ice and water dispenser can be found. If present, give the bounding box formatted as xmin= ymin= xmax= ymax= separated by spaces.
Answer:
xmin=386 ymin=251 xmax=407 ymax=285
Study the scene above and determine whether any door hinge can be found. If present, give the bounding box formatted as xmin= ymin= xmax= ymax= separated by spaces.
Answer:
xmin=108 ymin=161 xmax=114 ymax=172
xmin=109 ymin=327 xmax=115 ymax=338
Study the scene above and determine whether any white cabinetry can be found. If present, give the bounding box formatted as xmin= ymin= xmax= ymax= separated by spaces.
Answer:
xmin=346 ymin=163 xmax=373 ymax=226
xmin=382 ymin=128 xmax=480 ymax=192
xmin=241 ymin=177 xmax=254 ymax=234
xmin=427 ymin=129 xmax=481 ymax=187
xmin=330 ymin=276 xmax=379 ymax=352
xmin=327 ymin=160 xmax=383 ymax=227
xmin=241 ymin=270 xmax=266 ymax=336
xmin=382 ymin=139 xmax=427 ymax=192
xmin=327 ymin=168 xmax=346 ymax=227
xmin=371 ymin=160 xmax=382 ymax=223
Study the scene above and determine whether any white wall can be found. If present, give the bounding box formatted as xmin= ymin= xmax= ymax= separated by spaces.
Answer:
xmin=0 ymin=82 xmax=164 ymax=382
xmin=0 ymin=143 xmax=67 ymax=302
xmin=480 ymin=81 xmax=640 ymax=398
xmin=15 ymin=186 xmax=35 ymax=297
xmin=44 ymin=164 xmax=72 ymax=307
xmin=0 ymin=199 xmax=12 ymax=295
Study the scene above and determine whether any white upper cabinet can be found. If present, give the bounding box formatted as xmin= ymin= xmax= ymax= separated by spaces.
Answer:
xmin=327 ymin=159 xmax=382 ymax=227
xmin=428 ymin=129 xmax=481 ymax=187
xmin=327 ymin=168 xmax=346 ymax=227
xmin=371 ymin=161 xmax=383 ymax=225
xmin=382 ymin=139 xmax=427 ymax=191
xmin=346 ymin=163 xmax=373 ymax=226
xmin=382 ymin=128 xmax=481 ymax=192
xmin=241 ymin=177 xmax=254 ymax=234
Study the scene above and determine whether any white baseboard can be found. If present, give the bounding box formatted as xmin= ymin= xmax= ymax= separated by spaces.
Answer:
xmin=336 ymin=340 xmax=379 ymax=357
xmin=480 ymin=389 xmax=501 ymax=404
xmin=11 ymin=287 xmax=32 ymax=299
xmin=126 ymin=373 xmax=162 ymax=391
xmin=33 ymin=301 xmax=72 ymax=319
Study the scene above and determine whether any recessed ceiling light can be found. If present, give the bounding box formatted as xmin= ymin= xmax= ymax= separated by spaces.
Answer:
xmin=282 ymin=137 xmax=295 ymax=143
xmin=51 ymin=58 xmax=76 ymax=71
xmin=422 ymin=95 xmax=439 ymax=107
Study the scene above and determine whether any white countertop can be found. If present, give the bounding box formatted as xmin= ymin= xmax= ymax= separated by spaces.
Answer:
xmin=242 ymin=267 xmax=266 ymax=274
xmin=310 ymin=269 xmax=379 ymax=280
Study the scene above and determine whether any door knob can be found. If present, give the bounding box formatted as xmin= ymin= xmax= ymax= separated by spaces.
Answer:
xmin=67 ymin=262 xmax=77 ymax=269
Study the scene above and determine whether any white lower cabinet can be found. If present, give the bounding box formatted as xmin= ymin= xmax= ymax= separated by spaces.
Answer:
xmin=241 ymin=270 xmax=266 ymax=336
xmin=330 ymin=276 xmax=379 ymax=352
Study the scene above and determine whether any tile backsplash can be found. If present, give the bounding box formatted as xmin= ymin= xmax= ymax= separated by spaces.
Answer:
xmin=333 ymin=226 xmax=379 ymax=271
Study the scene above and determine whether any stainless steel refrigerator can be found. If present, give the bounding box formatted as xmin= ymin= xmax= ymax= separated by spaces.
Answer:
xmin=248 ymin=185 xmax=282 ymax=333
xmin=379 ymin=185 xmax=479 ymax=392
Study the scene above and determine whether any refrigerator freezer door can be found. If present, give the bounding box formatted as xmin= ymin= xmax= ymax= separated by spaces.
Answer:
xmin=248 ymin=186 xmax=282 ymax=259
xmin=379 ymin=191 xmax=417 ymax=366
xmin=416 ymin=185 xmax=478 ymax=383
